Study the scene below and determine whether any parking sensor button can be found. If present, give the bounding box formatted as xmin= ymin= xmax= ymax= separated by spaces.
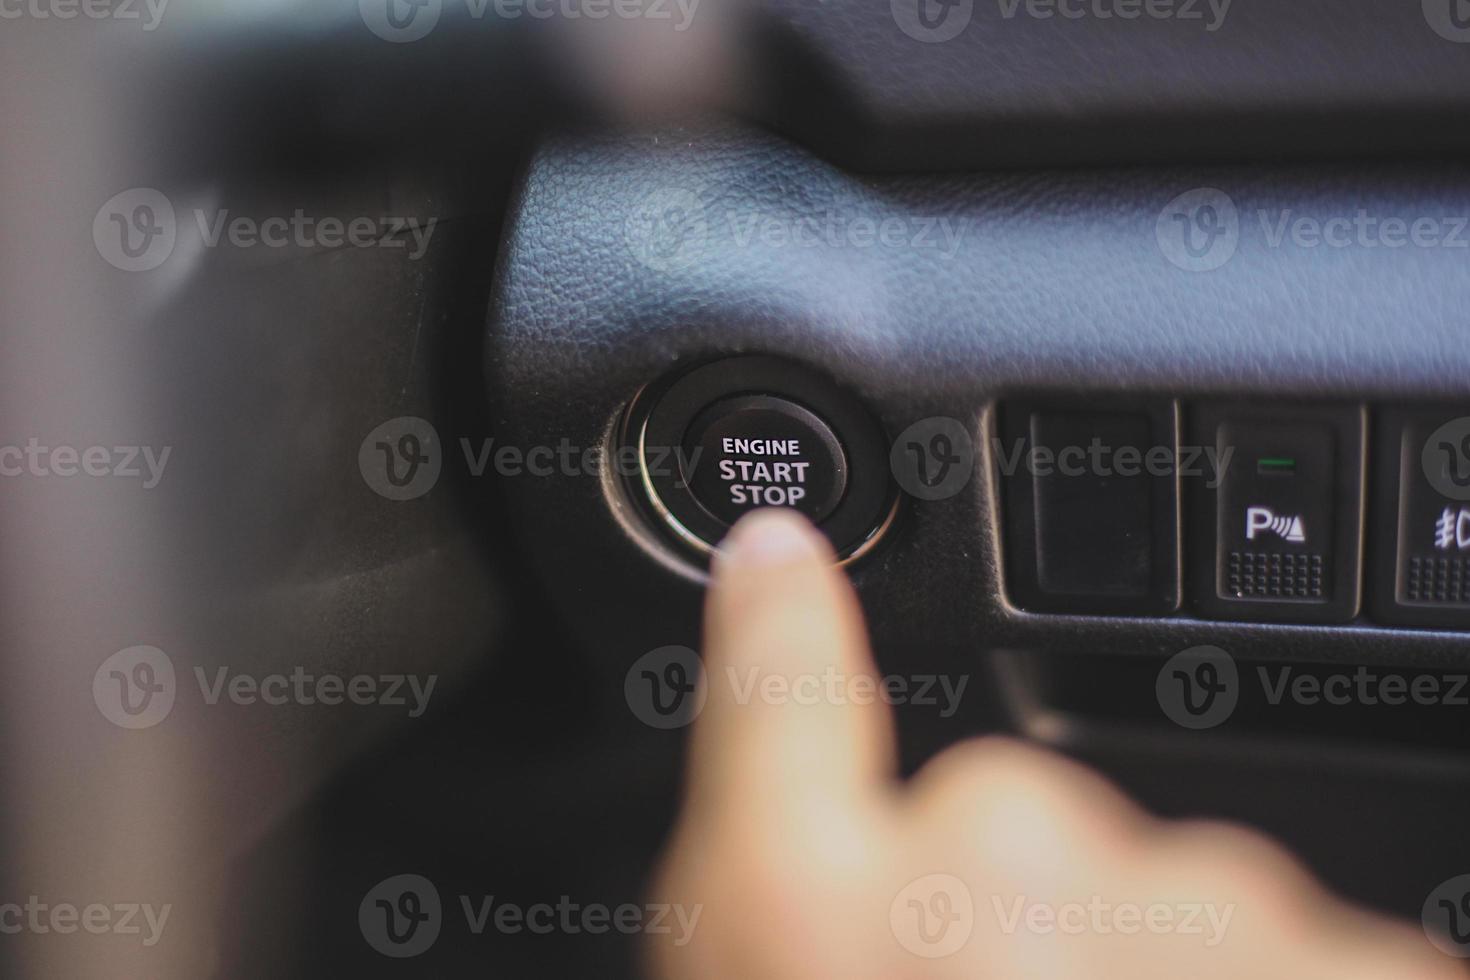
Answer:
xmin=683 ymin=395 xmax=848 ymax=526
xmin=1190 ymin=404 xmax=1364 ymax=623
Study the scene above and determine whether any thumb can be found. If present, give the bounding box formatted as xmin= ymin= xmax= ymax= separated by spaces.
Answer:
xmin=686 ymin=509 xmax=896 ymax=822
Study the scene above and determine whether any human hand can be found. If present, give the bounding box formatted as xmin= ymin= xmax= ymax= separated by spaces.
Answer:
xmin=648 ymin=509 xmax=1459 ymax=980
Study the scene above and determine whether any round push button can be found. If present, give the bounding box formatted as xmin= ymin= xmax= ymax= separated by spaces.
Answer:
xmin=683 ymin=395 xmax=848 ymax=525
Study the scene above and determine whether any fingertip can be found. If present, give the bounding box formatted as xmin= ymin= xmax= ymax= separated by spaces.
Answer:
xmin=691 ymin=508 xmax=893 ymax=812
xmin=713 ymin=508 xmax=833 ymax=577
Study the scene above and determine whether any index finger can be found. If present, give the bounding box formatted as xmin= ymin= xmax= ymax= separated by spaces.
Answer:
xmin=684 ymin=509 xmax=897 ymax=823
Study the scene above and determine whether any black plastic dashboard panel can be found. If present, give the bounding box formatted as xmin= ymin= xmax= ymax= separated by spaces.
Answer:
xmin=482 ymin=118 xmax=1470 ymax=923
xmin=749 ymin=0 xmax=1470 ymax=171
xmin=488 ymin=118 xmax=1470 ymax=676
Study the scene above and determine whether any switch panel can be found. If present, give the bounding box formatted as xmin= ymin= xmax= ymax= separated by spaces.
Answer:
xmin=1000 ymin=400 xmax=1180 ymax=616
xmin=1372 ymin=408 xmax=1470 ymax=629
xmin=1190 ymin=404 xmax=1365 ymax=623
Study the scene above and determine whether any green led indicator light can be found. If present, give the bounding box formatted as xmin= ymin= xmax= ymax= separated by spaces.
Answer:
xmin=1257 ymin=457 xmax=1297 ymax=474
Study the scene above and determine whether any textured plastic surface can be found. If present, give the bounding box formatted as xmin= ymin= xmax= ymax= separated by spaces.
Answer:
xmin=487 ymin=120 xmax=1470 ymax=682
xmin=750 ymin=0 xmax=1470 ymax=170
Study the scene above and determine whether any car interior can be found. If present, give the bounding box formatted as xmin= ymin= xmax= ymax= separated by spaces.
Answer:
xmin=4 ymin=0 xmax=1470 ymax=975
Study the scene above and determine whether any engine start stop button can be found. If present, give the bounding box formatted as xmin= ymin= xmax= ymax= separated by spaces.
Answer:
xmin=682 ymin=394 xmax=848 ymax=525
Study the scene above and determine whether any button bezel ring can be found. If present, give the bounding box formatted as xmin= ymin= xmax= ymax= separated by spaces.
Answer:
xmin=626 ymin=355 xmax=896 ymax=564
